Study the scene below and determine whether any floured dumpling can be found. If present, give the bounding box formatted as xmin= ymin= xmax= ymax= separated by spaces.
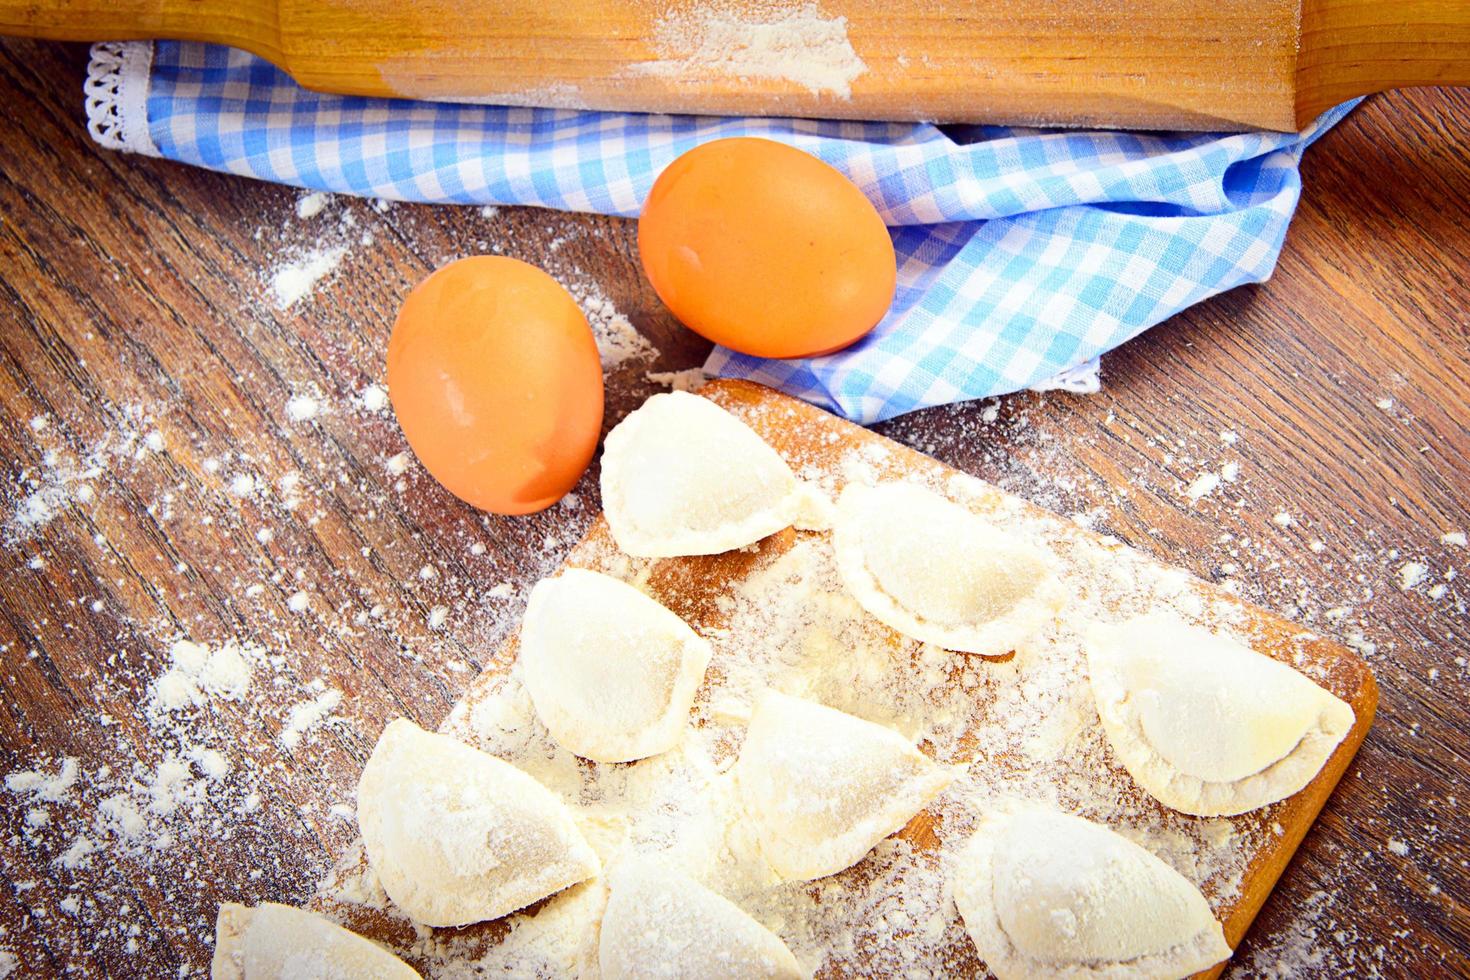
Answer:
xmin=211 ymin=901 xmax=420 ymax=979
xmin=735 ymin=690 xmax=954 ymax=880
xmin=600 ymin=390 xmax=829 ymax=557
xmin=833 ymin=482 xmax=1064 ymax=656
xmin=599 ymin=860 xmax=803 ymax=980
xmin=1086 ymin=614 xmax=1355 ymax=816
xmin=953 ymin=808 xmax=1231 ymax=980
xmin=519 ymin=568 xmax=713 ymax=763
xmin=356 ymin=719 xmax=599 ymax=927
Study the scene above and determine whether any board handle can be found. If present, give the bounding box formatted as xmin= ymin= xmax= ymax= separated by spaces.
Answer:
xmin=1297 ymin=0 xmax=1470 ymax=125
xmin=0 ymin=0 xmax=283 ymax=62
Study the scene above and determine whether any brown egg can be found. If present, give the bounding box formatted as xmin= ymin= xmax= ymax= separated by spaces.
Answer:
xmin=639 ymin=137 xmax=897 ymax=359
xmin=387 ymin=257 xmax=603 ymax=515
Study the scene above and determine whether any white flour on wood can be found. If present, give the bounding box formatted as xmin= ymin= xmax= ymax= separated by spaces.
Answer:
xmin=635 ymin=2 xmax=868 ymax=99
xmin=269 ymin=246 xmax=348 ymax=309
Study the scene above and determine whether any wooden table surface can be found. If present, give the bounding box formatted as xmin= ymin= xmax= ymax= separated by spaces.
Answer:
xmin=0 ymin=39 xmax=1466 ymax=978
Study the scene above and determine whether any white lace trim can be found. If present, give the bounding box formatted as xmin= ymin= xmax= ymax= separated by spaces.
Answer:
xmin=84 ymin=41 xmax=158 ymax=156
xmin=1030 ymin=356 xmax=1101 ymax=394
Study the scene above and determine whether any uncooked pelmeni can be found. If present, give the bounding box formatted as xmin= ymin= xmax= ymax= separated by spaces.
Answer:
xmin=519 ymin=568 xmax=713 ymax=763
xmin=735 ymin=690 xmax=954 ymax=880
xmin=599 ymin=860 xmax=803 ymax=980
xmin=356 ymin=719 xmax=599 ymax=927
xmin=952 ymin=808 xmax=1231 ymax=980
xmin=1086 ymin=613 xmax=1355 ymax=816
xmin=600 ymin=390 xmax=830 ymax=557
xmin=211 ymin=901 xmax=420 ymax=979
xmin=832 ymin=482 xmax=1064 ymax=656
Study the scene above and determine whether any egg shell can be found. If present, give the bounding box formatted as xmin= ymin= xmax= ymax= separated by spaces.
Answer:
xmin=638 ymin=137 xmax=897 ymax=360
xmin=386 ymin=256 xmax=603 ymax=515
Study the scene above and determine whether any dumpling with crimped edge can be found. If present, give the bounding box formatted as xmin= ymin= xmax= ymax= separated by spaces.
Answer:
xmin=599 ymin=859 xmax=804 ymax=980
xmin=600 ymin=390 xmax=830 ymax=557
xmin=735 ymin=690 xmax=955 ymax=881
xmin=211 ymin=901 xmax=421 ymax=979
xmin=519 ymin=568 xmax=713 ymax=763
xmin=832 ymin=481 xmax=1065 ymax=656
xmin=952 ymin=808 xmax=1232 ymax=980
xmin=1085 ymin=613 xmax=1355 ymax=817
xmin=356 ymin=719 xmax=600 ymax=927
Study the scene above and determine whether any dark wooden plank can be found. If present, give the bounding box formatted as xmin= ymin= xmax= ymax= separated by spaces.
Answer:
xmin=0 ymin=37 xmax=1464 ymax=977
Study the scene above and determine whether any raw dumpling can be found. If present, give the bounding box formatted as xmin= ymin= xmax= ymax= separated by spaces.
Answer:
xmin=519 ymin=568 xmax=713 ymax=763
xmin=356 ymin=719 xmax=599 ymax=927
xmin=833 ymin=482 xmax=1064 ymax=656
xmin=211 ymin=901 xmax=420 ymax=979
xmin=735 ymin=690 xmax=954 ymax=880
xmin=600 ymin=390 xmax=829 ymax=557
xmin=599 ymin=860 xmax=803 ymax=980
xmin=952 ymin=808 xmax=1231 ymax=980
xmin=1086 ymin=614 xmax=1356 ymax=816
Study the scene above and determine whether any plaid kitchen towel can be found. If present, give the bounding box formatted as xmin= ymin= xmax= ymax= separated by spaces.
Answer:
xmin=84 ymin=40 xmax=1357 ymax=424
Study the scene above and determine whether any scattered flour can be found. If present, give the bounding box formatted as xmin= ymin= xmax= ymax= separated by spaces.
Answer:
xmin=4 ymin=633 xmax=310 ymax=881
xmin=58 ymin=836 xmax=97 ymax=870
xmin=296 ymin=191 xmax=331 ymax=220
xmin=285 ymin=393 xmax=322 ymax=422
xmin=1233 ymin=889 xmax=1387 ymax=978
xmin=269 ymin=245 xmax=348 ymax=309
xmin=1186 ymin=472 xmax=1220 ymax=503
xmin=1398 ymin=562 xmax=1429 ymax=591
xmin=358 ymin=384 xmax=389 ymax=413
xmin=6 ymin=757 xmax=80 ymax=802
xmin=571 ymin=283 xmax=658 ymax=369
xmin=280 ymin=687 xmax=343 ymax=749
xmin=5 ymin=403 xmax=158 ymax=541
xmin=636 ymin=1 xmax=869 ymax=98
xmin=646 ymin=367 xmax=709 ymax=393
xmin=1442 ymin=531 xmax=1466 ymax=547
xmin=149 ymin=639 xmax=255 ymax=715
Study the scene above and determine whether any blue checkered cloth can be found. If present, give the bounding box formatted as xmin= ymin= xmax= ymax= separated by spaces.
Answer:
xmin=85 ymin=40 xmax=1356 ymax=423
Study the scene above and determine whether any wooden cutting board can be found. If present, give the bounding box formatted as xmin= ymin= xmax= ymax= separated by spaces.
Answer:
xmin=313 ymin=379 xmax=1377 ymax=978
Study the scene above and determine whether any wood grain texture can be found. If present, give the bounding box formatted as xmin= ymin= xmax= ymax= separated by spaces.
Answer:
xmin=2 ymin=0 xmax=1468 ymax=130
xmin=0 ymin=37 xmax=1466 ymax=977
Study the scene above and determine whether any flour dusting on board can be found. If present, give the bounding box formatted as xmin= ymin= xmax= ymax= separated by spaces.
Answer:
xmin=636 ymin=2 xmax=868 ymax=98
xmin=312 ymin=415 xmax=1316 ymax=976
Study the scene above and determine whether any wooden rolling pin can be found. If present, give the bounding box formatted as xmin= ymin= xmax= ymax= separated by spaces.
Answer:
xmin=3 ymin=0 xmax=1468 ymax=131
